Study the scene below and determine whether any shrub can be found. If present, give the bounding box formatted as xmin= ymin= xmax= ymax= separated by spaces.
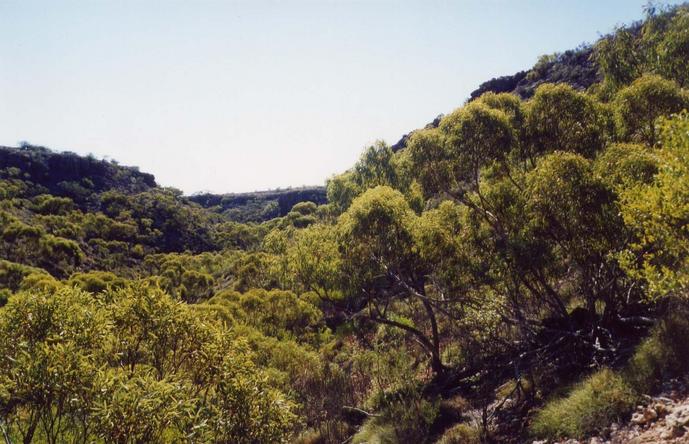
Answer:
xmin=352 ymin=420 xmax=397 ymax=444
xmin=435 ymin=423 xmax=481 ymax=444
xmin=530 ymin=368 xmax=637 ymax=439
xmin=68 ymin=271 xmax=127 ymax=294
xmin=353 ymin=385 xmax=439 ymax=444
xmin=613 ymin=74 xmax=689 ymax=146
xmin=626 ymin=304 xmax=689 ymax=393
xmin=32 ymin=194 xmax=75 ymax=215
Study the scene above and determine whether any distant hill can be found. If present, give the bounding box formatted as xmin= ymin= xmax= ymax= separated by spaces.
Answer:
xmin=189 ymin=187 xmax=327 ymax=223
xmin=0 ymin=145 xmax=327 ymax=223
xmin=0 ymin=144 xmax=156 ymax=207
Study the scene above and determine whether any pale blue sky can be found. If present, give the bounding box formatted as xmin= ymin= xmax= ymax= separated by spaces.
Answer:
xmin=0 ymin=1 xmax=682 ymax=193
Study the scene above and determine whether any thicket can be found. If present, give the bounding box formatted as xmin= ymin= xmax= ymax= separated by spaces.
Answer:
xmin=1 ymin=4 xmax=689 ymax=443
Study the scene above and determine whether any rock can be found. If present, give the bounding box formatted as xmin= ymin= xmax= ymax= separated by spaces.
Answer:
xmin=632 ymin=407 xmax=658 ymax=426
xmin=632 ymin=412 xmax=646 ymax=425
xmin=677 ymin=406 xmax=689 ymax=422
xmin=666 ymin=405 xmax=689 ymax=429
xmin=654 ymin=402 xmax=669 ymax=417
xmin=659 ymin=428 xmax=674 ymax=440
xmin=659 ymin=425 xmax=685 ymax=440
xmin=645 ymin=407 xmax=659 ymax=422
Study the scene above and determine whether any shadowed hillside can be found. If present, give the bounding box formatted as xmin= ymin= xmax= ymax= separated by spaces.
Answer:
xmin=190 ymin=187 xmax=327 ymax=222
xmin=0 ymin=144 xmax=156 ymax=207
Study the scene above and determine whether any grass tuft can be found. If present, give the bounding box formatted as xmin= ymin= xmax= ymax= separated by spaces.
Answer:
xmin=530 ymin=368 xmax=636 ymax=439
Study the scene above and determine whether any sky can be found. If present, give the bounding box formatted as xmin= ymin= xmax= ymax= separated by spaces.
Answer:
xmin=0 ymin=0 xmax=684 ymax=194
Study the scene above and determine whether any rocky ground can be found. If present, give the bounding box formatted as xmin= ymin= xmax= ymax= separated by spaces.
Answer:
xmin=534 ymin=380 xmax=689 ymax=444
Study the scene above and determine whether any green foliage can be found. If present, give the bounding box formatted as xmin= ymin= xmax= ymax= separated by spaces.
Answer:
xmin=32 ymin=194 xmax=75 ymax=215
xmin=338 ymin=186 xmax=418 ymax=287
xmin=435 ymin=423 xmax=481 ymax=444
xmin=0 ymin=287 xmax=111 ymax=444
xmin=440 ymin=101 xmax=515 ymax=181
xmin=353 ymin=385 xmax=439 ymax=444
xmin=620 ymin=112 xmax=689 ymax=297
xmin=613 ymin=74 xmax=689 ymax=145
xmin=206 ymin=288 xmax=327 ymax=346
xmin=413 ymin=200 xmax=483 ymax=297
xmin=3 ymin=8 xmax=689 ymax=443
xmin=530 ymin=369 xmax=637 ymax=439
xmin=287 ymin=223 xmax=343 ymax=300
xmin=91 ymin=372 xmax=194 ymax=444
xmin=526 ymin=152 xmax=621 ymax=262
xmin=213 ymin=220 xmax=266 ymax=250
xmin=68 ymin=271 xmax=127 ymax=293
xmin=326 ymin=171 xmax=359 ymax=213
xmin=475 ymin=91 xmax=525 ymax=130
xmin=655 ymin=8 xmax=689 ymax=87
xmin=0 ymin=285 xmax=299 ymax=443
xmin=595 ymin=26 xmax=647 ymax=90
xmin=593 ymin=142 xmax=659 ymax=190
xmin=353 ymin=142 xmax=402 ymax=190
xmin=326 ymin=142 xmax=412 ymax=213
xmin=193 ymin=339 xmax=299 ymax=444
xmin=596 ymin=5 xmax=689 ymax=91
xmin=405 ymin=128 xmax=452 ymax=198
xmin=626 ymin=302 xmax=689 ymax=393
xmin=524 ymin=83 xmax=608 ymax=159
xmin=285 ymin=201 xmax=318 ymax=228
xmin=0 ymin=260 xmax=54 ymax=293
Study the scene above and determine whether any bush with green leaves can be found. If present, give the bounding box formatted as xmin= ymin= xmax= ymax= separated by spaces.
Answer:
xmin=619 ymin=112 xmax=689 ymax=298
xmin=0 ymin=285 xmax=299 ymax=443
xmin=524 ymin=83 xmax=609 ymax=159
xmin=435 ymin=423 xmax=481 ymax=444
xmin=530 ymin=368 xmax=637 ymax=439
xmin=353 ymin=384 xmax=439 ymax=444
xmin=613 ymin=74 xmax=689 ymax=146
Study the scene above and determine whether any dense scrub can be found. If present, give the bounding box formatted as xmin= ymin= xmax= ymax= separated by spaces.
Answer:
xmin=190 ymin=187 xmax=327 ymax=223
xmin=1 ymin=4 xmax=689 ymax=443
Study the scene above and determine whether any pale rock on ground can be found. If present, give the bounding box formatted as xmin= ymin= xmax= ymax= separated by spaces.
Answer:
xmin=533 ymin=381 xmax=689 ymax=444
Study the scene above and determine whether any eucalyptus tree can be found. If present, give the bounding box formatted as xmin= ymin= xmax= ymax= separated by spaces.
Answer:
xmin=524 ymin=83 xmax=609 ymax=160
xmin=619 ymin=112 xmax=689 ymax=298
xmin=337 ymin=186 xmax=447 ymax=374
xmin=613 ymin=74 xmax=689 ymax=146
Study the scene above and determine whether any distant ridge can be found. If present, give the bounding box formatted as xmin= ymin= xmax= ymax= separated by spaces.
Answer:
xmin=189 ymin=187 xmax=327 ymax=223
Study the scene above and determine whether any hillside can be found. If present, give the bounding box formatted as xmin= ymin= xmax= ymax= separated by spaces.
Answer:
xmin=469 ymin=44 xmax=600 ymax=100
xmin=190 ymin=186 xmax=327 ymax=222
xmin=1 ymin=4 xmax=689 ymax=444
xmin=0 ymin=144 xmax=156 ymax=206
xmin=393 ymin=34 xmax=602 ymax=152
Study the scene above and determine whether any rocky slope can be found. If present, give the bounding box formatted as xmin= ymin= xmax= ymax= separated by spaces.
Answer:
xmin=537 ymin=380 xmax=689 ymax=444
